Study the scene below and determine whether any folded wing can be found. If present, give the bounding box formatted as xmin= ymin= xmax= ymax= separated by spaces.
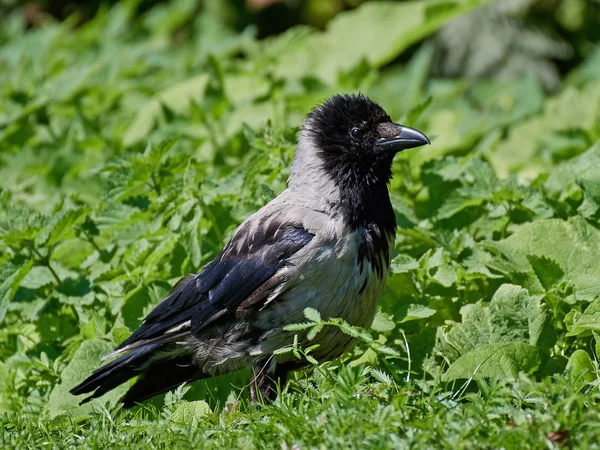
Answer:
xmin=70 ymin=217 xmax=314 ymax=405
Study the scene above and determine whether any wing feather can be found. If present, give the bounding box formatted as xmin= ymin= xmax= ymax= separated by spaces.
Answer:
xmin=114 ymin=219 xmax=314 ymax=353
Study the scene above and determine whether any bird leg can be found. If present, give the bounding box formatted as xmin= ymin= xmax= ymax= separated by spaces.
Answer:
xmin=249 ymin=359 xmax=289 ymax=403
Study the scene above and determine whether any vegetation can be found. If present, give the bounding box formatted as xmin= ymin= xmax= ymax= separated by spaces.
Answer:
xmin=2 ymin=0 xmax=600 ymax=447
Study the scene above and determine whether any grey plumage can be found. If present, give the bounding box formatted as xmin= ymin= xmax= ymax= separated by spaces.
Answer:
xmin=70 ymin=94 xmax=430 ymax=405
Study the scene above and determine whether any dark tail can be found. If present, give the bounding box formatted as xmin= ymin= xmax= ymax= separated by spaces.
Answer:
xmin=70 ymin=344 xmax=204 ymax=407
xmin=121 ymin=355 xmax=204 ymax=407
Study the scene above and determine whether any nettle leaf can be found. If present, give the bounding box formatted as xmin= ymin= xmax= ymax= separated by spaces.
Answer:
xmin=540 ymin=128 xmax=591 ymax=163
xmin=55 ymin=277 xmax=95 ymax=306
xmin=371 ymin=311 xmax=396 ymax=332
xmin=488 ymin=284 xmax=554 ymax=350
xmin=442 ymin=342 xmax=541 ymax=382
xmin=567 ymin=299 xmax=600 ymax=336
xmin=526 ymin=254 xmax=564 ymax=291
xmin=46 ymin=339 xmax=127 ymax=418
xmin=545 ymin=140 xmax=600 ymax=216
xmin=493 ymin=217 xmax=600 ymax=300
xmin=20 ymin=266 xmax=56 ymax=289
xmin=436 ymin=191 xmax=485 ymax=220
xmin=427 ymin=248 xmax=458 ymax=288
xmin=442 ymin=284 xmax=554 ymax=361
xmin=0 ymin=206 xmax=47 ymax=249
xmin=181 ymin=205 xmax=203 ymax=268
xmin=0 ymin=260 xmax=33 ymax=323
xmin=121 ymin=285 xmax=151 ymax=330
xmin=170 ymin=400 xmax=211 ymax=427
xmin=122 ymin=238 xmax=153 ymax=271
xmin=442 ymin=303 xmax=491 ymax=355
xmin=123 ymin=75 xmax=209 ymax=146
xmin=35 ymin=206 xmax=85 ymax=247
xmin=142 ymin=138 xmax=177 ymax=167
xmin=397 ymin=304 xmax=437 ymax=324
xmin=390 ymin=254 xmax=419 ymax=273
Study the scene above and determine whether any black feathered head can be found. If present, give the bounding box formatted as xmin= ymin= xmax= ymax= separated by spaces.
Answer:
xmin=302 ymin=94 xmax=429 ymax=181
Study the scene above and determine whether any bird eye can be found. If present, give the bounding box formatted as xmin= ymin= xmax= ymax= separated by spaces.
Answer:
xmin=350 ymin=127 xmax=363 ymax=139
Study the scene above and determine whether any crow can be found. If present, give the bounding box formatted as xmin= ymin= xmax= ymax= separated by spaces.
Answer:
xmin=71 ymin=93 xmax=430 ymax=406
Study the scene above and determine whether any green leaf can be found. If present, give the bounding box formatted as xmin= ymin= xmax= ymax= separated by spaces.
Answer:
xmin=436 ymin=193 xmax=484 ymax=221
xmin=284 ymin=322 xmax=314 ymax=331
xmin=490 ymin=285 xmax=554 ymax=349
xmin=170 ymin=400 xmax=211 ymax=427
xmin=20 ymin=266 xmax=56 ymax=289
xmin=121 ymin=285 xmax=151 ymax=330
xmin=442 ymin=342 xmax=542 ymax=382
xmin=397 ymin=304 xmax=437 ymax=324
xmin=181 ymin=205 xmax=202 ymax=268
xmin=55 ymin=277 xmax=95 ymax=306
xmin=307 ymin=323 xmax=324 ymax=341
xmin=470 ymin=74 xmax=545 ymax=130
xmin=492 ymin=217 xmax=600 ymax=300
xmin=36 ymin=207 xmax=84 ymax=247
xmin=489 ymin=82 xmax=600 ymax=179
xmin=371 ymin=311 xmax=396 ymax=332
xmin=46 ymin=339 xmax=127 ymax=418
xmin=370 ymin=43 xmax=435 ymax=119
xmin=568 ymin=299 xmax=600 ymax=336
xmin=274 ymin=0 xmax=488 ymax=83
xmin=390 ymin=254 xmax=419 ymax=273
xmin=432 ymin=261 xmax=458 ymax=288
xmin=526 ymin=254 xmax=565 ymax=291
xmin=406 ymin=96 xmax=432 ymax=126
xmin=0 ymin=206 xmax=47 ymax=249
xmin=123 ymin=75 xmax=209 ymax=146
xmin=566 ymin=350 xmax=596 ymax=383
xmin=304 ymin=307 xmax=321 ymax=323
xmin=0 ymin=260 xmax=33 ymax=323
xmin=545 ymin=140 xmax=600 ymax=217
xmin=442 ymin=284 xmax=554 ymax=358
xmin=570 ymin=45 xmax=600 ymax=86
xmin=427 ymin=248 xmax=458 ymax=287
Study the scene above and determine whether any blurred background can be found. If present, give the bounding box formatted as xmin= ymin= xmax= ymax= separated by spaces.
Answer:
xmin=2 ymin=0 xmax=600 ymax=192
xmin=4 ymin=0 xmax=600 ymax=77
xmin=4 ymin=0 xmax=600 ymax=87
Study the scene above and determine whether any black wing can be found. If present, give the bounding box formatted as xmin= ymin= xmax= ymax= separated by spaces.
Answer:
xmin=115 ymin=220 xmax=314 ymax=352
xmin=70 ymin=219 xmax=313 ymax=405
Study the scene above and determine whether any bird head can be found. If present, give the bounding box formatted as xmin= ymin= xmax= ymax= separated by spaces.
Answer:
xmin=294 ymin=94 xmax=430 ymax=187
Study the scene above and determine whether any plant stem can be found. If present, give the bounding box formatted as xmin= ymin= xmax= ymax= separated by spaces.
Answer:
xmin=150 ymin=173 xmax=161 ymax=196
xmin=31 ymin=245 xmax=61 ymax=285
xmin=82 ymin=230 xmax=103 ymax=254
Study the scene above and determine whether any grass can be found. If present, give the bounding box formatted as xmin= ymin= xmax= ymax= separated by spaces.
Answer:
xmin=3 ymin=369 xmax=600 ymax=449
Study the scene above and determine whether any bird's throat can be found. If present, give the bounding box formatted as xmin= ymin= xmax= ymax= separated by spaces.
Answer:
xmin=333 ymin=165 xmax=396 ymax=234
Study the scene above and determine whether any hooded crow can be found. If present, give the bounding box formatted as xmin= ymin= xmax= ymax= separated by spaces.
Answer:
xmin=70 ymin=93 xmax=430 ymax=406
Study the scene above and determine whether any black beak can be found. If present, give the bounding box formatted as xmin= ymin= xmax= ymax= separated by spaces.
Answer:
xmin=376 ymin=124 xmax=430 ymax=153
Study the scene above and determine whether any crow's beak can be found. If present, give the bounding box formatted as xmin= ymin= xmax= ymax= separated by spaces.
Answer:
xmin=376 ymin=124 xmax=430 ymax=153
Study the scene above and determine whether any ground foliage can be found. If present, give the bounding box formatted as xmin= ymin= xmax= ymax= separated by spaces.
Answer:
xmin=2 ymin=0 xmax=600 ymax=448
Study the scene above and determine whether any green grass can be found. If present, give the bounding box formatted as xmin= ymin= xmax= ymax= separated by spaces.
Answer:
xmin=2 ymin=0 xmax=600 ymax=448
xmin=3 ymin=370 xmax=600 ymax=449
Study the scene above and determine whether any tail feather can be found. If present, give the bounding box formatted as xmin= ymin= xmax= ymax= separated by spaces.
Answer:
xmin=70 ymin=343 xmax=205 ymax=407
xmin=121 ymin=355 xmax=205 ymax=407
xmin=70 ymin=344 xmax=160 ymax=404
